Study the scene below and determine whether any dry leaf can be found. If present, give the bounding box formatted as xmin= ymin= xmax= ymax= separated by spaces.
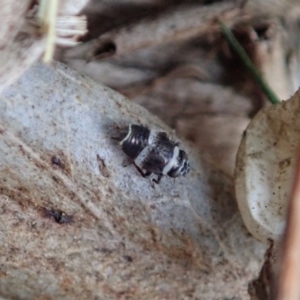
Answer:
xmin=235 ymin=90 xmax=300 ymax=243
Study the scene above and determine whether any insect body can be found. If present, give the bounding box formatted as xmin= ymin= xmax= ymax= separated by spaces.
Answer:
xmin=120 ymin=124 xmax=190 ymax=183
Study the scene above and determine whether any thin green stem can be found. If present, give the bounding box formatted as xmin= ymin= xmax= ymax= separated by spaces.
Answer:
xmin=220 ymin=21 xmax=280 ymax=104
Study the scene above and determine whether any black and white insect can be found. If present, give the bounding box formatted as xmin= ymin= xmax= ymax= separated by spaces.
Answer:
xmin=119 ymin=124 xmax=190 ymax=184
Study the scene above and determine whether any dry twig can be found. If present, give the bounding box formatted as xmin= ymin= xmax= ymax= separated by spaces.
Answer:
xmin=64 ymin=2 xmax=241 ymax=60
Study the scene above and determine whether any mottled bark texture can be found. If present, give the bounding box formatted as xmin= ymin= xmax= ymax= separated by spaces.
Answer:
xmin=0 ymin=62 xmax=265 ymax=299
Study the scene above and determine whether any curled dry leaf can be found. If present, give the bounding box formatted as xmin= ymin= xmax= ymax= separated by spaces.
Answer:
xmin=0 ymin=62 xmax=265 ymax=299
xmin=235 ymin=90 xmax=300 ymax=243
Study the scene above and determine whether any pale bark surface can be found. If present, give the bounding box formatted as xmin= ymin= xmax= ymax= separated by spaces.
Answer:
xmin=0 ymin=62 xmax=265 ymax=299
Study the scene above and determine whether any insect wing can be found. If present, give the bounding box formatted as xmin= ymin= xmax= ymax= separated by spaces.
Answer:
xmin=141 ymin=141 xmax=174 ymax=174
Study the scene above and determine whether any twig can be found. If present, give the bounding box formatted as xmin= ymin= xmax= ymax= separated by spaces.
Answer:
xmin=274 ymin=147 xmax=300 ymax=299
xmin=64 ymin=3 xmax=241 ymax=60
xmin=219 ymin=21 xmax=280 ymax=105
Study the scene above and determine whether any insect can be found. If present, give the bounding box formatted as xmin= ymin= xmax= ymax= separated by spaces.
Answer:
xmin=119 ymin=124 xmax=190 ymax=184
